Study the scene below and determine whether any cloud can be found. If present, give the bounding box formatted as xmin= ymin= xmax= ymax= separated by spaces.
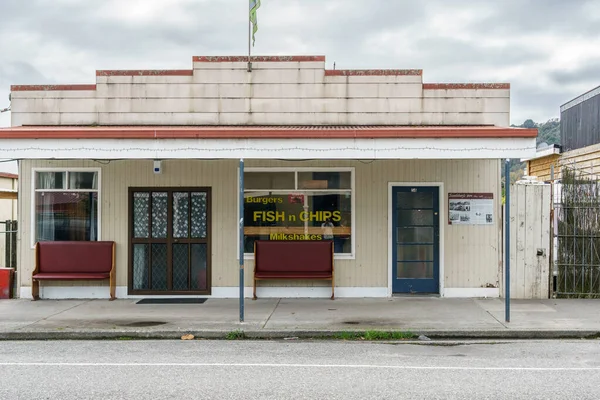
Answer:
xmin=0 ymin=61 xmax=50 ymax=86
xmin=471 ymin=0 xmax=600 ymax=36
xmin=550 ymin=59 xmax=600 ymax=86
xmin=1 ymin=0 xmax=600 ymax=127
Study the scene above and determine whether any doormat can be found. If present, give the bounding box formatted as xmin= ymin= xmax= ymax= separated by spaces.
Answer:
xmin=136 ymin=298 xmax=207 ymax=304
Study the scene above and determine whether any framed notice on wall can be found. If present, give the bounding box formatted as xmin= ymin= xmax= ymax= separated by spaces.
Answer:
xmin=448 ymin=193 xmax=494 ymax=225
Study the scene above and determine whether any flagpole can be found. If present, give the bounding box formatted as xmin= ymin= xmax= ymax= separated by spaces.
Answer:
xmin=247 ymin=2 xmax=252 ymax=72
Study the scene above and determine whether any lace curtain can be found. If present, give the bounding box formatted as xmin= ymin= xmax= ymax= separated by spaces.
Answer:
xmin=36 ymin=172 xmax=98 ymax=242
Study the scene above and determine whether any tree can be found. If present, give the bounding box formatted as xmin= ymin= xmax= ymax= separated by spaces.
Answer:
xmin=504 ymin=118 xmax=561 ymax=184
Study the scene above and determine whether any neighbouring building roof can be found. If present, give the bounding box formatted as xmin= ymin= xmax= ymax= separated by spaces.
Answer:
xmin=0 ymin=172 xmax=18 ymax=180
xmin=521 ymin=143 xmax=562 ymax=162
xmin=560 ymin=84 xmax=600 ymax=113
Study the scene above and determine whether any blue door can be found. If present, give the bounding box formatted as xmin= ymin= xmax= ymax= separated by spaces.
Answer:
xmin=392 ymin=186 xmax=440 ymax=294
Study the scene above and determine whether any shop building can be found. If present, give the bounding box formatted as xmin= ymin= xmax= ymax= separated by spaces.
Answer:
xmin=0 ymin=55 xmax=537 ymax=299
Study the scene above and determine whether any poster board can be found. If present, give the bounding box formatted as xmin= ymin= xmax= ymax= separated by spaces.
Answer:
xmin=448 ymin=193 xmax=494 ymax=225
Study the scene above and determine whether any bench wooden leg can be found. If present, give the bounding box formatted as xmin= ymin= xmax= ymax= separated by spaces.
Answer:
xmin=109 ymin=282 xmax=116 ymax=301
xmin=331 ymin=279 xmax=335 ymax=300
xmin=253 ymin=278 xmax=257 ymax=300
xmin=109 ymin=271 xmax=116 ymax=301
xmin=32 ymin=280 xmax=40 ymax=301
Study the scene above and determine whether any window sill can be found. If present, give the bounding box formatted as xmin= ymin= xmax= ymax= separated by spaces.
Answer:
xmin=242 ymin=253 xmax=355 ymax=261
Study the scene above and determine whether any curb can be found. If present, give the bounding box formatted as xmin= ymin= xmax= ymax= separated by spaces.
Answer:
xmin=0 ymin=329 xmax=599 ymax=341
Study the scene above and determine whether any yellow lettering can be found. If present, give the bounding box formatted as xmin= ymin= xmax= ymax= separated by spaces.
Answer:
xmin=267 ymin=233 xmax=324 ymax=241
xmin=298 ymin=210 xmax=342 ymax=222
xmin=332 ymin=211 xmax=341 ymax=222
xmin=253 ymin=211 xmax=264 ymax=221
xmin=261 ymin=211 xmax=286 ymax=222
xmin=299 ymin=211 xmax=308 ymax=222
xmin=245 ymin=196 xmax=284 ymax=205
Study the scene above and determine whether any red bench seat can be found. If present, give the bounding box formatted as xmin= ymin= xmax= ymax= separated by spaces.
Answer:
xmin=32 ymin=241 xmax=116 ymax=300
xmin=33 ymin=272 xmax=111 ymax=280
xmin=255 ymin=271 xmax=333 ymax=279
xmin=253 ymin=240 xmax=334 ymax=300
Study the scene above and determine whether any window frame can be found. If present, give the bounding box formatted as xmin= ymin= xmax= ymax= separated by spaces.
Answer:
xmin=238 ymin=167 xmax=355 ymax=260
xmin=31 ymin=167 xmax=102 ymax=249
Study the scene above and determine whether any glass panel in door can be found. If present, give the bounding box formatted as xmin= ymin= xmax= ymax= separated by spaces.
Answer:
xmin=130 ymin=189 xmax=210 ymax=294
xmin=392 ymin=187 xmax=439 ymax=294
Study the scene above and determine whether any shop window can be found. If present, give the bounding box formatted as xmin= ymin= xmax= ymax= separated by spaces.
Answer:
xmin=243 ymin=170 xmax=353 ymax=255
xmin=33 ymin=170 xmax=100 ymax=244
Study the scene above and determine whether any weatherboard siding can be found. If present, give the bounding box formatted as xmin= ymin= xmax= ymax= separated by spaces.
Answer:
xmin=559 ymin=143 xmax=600 ymax=180
xmin=527 ymin=155 xmax=561 ymax=182
xmin=17 ymin=159 xmax=500 ymax=294
xmin=527 ymin=144 xmax=600 ymax=182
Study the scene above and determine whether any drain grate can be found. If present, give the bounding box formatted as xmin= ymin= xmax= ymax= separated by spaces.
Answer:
xmin=136 ymin=298 xmax=207 ymax=305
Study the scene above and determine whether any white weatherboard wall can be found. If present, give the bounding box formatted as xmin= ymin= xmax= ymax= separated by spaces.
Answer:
xmin=17 ymin=158 xmax=502 ymax=299
xmin=504 ymin=183 xmax=552 ymax=299
xmin=10 ymin=60 xmax=510 ymax=127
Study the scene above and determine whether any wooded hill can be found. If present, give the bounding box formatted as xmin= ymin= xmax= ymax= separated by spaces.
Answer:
xmin=507 ymin=118 xmax=560 ymax=183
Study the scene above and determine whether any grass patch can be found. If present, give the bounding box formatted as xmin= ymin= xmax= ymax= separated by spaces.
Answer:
xmin=331 ymin=330 xmax=417 ymax=341
xmin=115 ymin=336 xmax=135 ymax=341
xmin=364 ymin=330 xmax=416 ymax=340
xmin=225 ymin=329 xmax=246 ymax=340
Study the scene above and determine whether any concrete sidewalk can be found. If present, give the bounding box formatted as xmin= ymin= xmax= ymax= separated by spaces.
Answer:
xmin=1 ymin=297 xmax=600 ymax=340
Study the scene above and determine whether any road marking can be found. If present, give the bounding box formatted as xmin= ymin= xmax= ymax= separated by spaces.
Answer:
xmin=0 ymin=362 xmax=599 ymax=371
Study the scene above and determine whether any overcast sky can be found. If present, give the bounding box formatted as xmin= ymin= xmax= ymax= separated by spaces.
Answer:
xmin=1 ymin=0 xmax=600 ymax=172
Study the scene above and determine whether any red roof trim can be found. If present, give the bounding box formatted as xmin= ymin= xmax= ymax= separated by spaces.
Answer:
xmin=193 ymin=56 xmax=326 ymax=62
xmin=0 ymin=126 xmax=537 ymax=139
xmin=96 ymin=70 xmax=193 ymax=76
xmin=325 ymin=69 xmax=422 ymax=76
xmin=11 ymin=84 xmax=96 ymax=92
xmin=424 ymin=83 xmax=510 ymax=90
xmin=0 ymin=172 xmax=18 ymax=179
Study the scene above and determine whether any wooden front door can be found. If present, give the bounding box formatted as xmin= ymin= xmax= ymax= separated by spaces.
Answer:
xmin=128 ymin=188 xmax=211 ymax=295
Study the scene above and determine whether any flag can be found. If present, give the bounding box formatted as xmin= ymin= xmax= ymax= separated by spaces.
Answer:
xmin=250 ymin=0 xmax=261 ymax=47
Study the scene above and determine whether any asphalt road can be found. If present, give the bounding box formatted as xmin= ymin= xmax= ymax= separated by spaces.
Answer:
xmin=0 ymin=339 xmax=599 ymax=399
